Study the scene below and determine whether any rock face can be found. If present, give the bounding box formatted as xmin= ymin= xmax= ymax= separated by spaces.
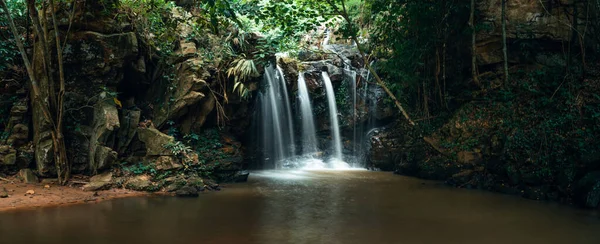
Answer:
xmin=0 ymin=2 xmax=256 ymax=193
xmin=30 ymin=2 xmax=139 ymax=176
xmin=0 ymin=101 xmax=33 ymax=173
xmin=476 ymin=0 xmax=584 ymax=65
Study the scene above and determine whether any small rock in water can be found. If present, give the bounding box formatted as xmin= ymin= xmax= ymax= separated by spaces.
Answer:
xmin=175 ymin=186 xmax=199 ymax=197
xmin=0 ymin=188 xmax=8 ymax=198
xmin=44 ymin=185 xmax=50 ymax=189
xmin=203 ymin=179 xmax=220 ymax=191
xmin=25 ymin=190 xmax=35 ymax=195
xmin=232 ymin=171 xmax=250 ymax=183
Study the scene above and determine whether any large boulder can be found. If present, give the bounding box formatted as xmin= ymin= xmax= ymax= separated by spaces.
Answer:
xmin=83 ymin=172 xmax=113 ymax=191
xmin=575 ymin=172 xmax=600 ymax=209
xmin=89 ymin=102 xmax=120 ymax=173
xmin=116 ymin=109 xmax=141 ymax=154
xmin=175 ymin=186 xmax=199 ymax=197
xmin=124 ymin=175 xmax=155 ymax=191
xmin=0 ymin=146 xmax=17 ymax=166
xmin=18 ymin=169 xmax=38 ymax=184
xmin=137 ymin=126 xmax=175 ymax=156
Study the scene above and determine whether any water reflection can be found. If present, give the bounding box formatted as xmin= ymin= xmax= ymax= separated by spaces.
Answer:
xmin=1 ymin=170 xmax=599 ymax=244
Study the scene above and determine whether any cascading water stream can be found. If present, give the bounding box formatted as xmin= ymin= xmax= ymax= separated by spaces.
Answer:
xmin=322 ymin=29 xmax=331 ymax=48
xmin=297 ymin=72 xmax=319 ymax=155
xmin=322 ymin=72 xmax=343 ymax=161
xmin=259 ymin=66 xmax=296 ymax=168
xmin=276 ymin=65 xmax=296 ymax=152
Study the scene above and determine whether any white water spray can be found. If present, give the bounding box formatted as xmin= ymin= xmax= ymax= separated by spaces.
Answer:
xmin=322 ymin=72 xmax=343 ymax=161
xmin=297 ymin=73 xmax=319 ymax=155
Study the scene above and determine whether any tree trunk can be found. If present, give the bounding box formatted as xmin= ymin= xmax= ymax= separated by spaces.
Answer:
xmin=470 ymin=0 xmax=480 ymax=87
xmin=2 ymin=0 xmax=70 ymax=184
xmin=50 ymin=0 xmax=70 ymax=183
xmin=502 ymin=0 xmax=509 ymax=86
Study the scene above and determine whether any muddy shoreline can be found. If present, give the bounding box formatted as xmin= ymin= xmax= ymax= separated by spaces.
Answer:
xmin=0 ymin=176 xmax=151 ymax=212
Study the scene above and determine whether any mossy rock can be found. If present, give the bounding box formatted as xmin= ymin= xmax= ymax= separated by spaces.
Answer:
xmin=575 ymin=171 xmax=600 ymax=208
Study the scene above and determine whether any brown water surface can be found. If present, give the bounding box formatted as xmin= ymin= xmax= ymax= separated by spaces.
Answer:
xmin=1 ymin=170 xmax=599 ymax=244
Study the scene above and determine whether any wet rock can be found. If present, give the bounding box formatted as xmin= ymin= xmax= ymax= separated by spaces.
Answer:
xmin=0 ymin=145 xmax=17 ymax=166
xmin=367 ymin=127 xmax=407 ymax=171
xmin=161 ymin=175 xmax=187 ymax=192
xmin=15 ymin=146 xmax=34 ymax=169
xmin=203 ymin=179 xmax=220 ymax=191
xmin=137 ymin=126 xmax=175 ymax=156
xmin=94 ymin=146 xmax=118 ymax=171
xmin=124 ymin=175 xmax=153 ymax=191
xmin=297 ymin=50 xmax=325 ymax=62
xmin=164 ymin=183 xmax=182 ymax=192
xmin=154 ymin=156 xmax=182 ymax=171
xmin=457 ymin=151 xmax=483 ymax=165
xmin=18 ymin=169 xmax=38 ymax=184
xmin=116 ymin=109 xmax=141 ymax=154
xmin=575 ymin=171 xmax=600 ymax=209
xmin=233 ymin=171 xmax=250 ymax=183
xmin=7 ymin=124 xmax=29 ymax=147
xmin=89 ymin=101 xmax=120 ymax=172
xmin=185 ymin=176 xmax=205 ymax=191
xmin=176 ymin=186 xmax=199 ymax=197
xmin=83 ymin=172 xmax=113 ymax=191
xmin=0 ymin=188 xmax=8 ymax=198
xmin=179 ymin=92 xmax=215 ymax=134
xmin=1 ymin=151 xmax=17 ymax=166
xmin=449 ymin=170 xmax=476 ymax=186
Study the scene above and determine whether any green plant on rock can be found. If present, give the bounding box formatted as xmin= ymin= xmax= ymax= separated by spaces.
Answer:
xmin=0 ymin=0 xmax=25 ymax=73
xmin=227 ymin=54 xmax=259 ymax=100
xmin=122 ymin=162 xmax=157 ymax=175
xmin=164 ymin=141 xmax=193 ymax=158
xmin=119 ymin=0 xmax=180 ymax=57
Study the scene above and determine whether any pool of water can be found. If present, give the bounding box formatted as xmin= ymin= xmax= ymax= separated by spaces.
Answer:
xmin=1 ymin=170 xmax=599 ymax=244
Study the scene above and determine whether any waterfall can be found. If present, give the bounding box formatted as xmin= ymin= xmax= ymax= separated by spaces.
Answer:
xmin=297 ymin=73 xmax=319 ymax=155
xmin=322 ymin=29 xmax=331 ymax=47
xmin=322 ymin=72 xmax=343 ymax=160
xmin=259 ymin=65 xmax=296 ymax=168
xmin=276 ymin=65 xmax=296 ymax=153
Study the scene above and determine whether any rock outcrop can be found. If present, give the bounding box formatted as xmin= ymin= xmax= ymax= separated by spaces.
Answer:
xmin=476 ymin=0 xmax=586 ymax=65
xmin=0 ymin=1 xmax=254 ymax=194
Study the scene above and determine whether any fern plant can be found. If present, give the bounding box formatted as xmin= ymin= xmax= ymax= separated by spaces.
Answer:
xmin=227 ymin=54 xmax=259 ymax=99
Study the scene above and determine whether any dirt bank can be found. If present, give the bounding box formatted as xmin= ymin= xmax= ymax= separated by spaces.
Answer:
xmin=0 ymin=176 xmax=148 ymax=212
